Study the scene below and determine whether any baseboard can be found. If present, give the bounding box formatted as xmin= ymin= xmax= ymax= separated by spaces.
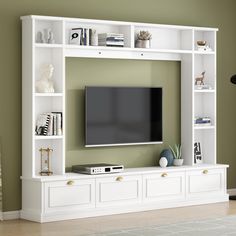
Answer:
xmin=227 ymin=188 xmax=236 ymax=196
xmin=3 ymin=211 xmax=20 ymax=220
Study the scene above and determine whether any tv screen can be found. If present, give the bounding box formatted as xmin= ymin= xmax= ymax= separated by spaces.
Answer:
xmin=85 ymin=87 xmax=162 ymax=147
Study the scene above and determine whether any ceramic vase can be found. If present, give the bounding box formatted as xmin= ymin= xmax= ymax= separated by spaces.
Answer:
xmin=173 ymin=159 xmax=184 ymax=166
xmin=160 ymin=149 xmax=174 ymax=166
xmin=159 ymin=157 xmax=168 ymax=168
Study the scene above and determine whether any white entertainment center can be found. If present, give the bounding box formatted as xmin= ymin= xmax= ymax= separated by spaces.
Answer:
xmin=21 ymin=15 xmax=228 ymax=223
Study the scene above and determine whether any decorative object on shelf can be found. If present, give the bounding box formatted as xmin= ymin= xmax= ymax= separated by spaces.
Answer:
xmin=159 ymin=157 xmax=168 ymax=168
xmin=91 ymin=29 xmax=98 ymax=46
xmin=42 ymin=28 xmax=55 ymax=44
xmin=69 ymin=28 xmax=82 ymax=45
xmin=194 ymin=142 xmax=202 ymax=164
xmin=195 ymin=71 xmax=205 ymax=85
xmin=35 ymin=63 xmax=55 ymax=93
xmin=35 ymin=112 xmax=63 ymax=136
xmin=98 ymin=33 xmax=124 ymax=47
xmin=160 ymin=149 xmax=174 ymax=166
xmin=69 ymin=28 xmax=93 ymax=45
xmin=169 ymin=144 xmax=183 ymax=166
xmin=196 ymin=40 xmax=212 ymax=51
xmin=194 ymin=71 xmax=213 ymax=90
xmin=194 ymin=116 xmax=211 ymax=126
xmin=135 ymin=30 xmax=152 ymax=48
xmin=39 ymin=147 xmax=53 ymax=176
xmin=48 ymin=30 xmax=55 ymax=44
xmin=36 ymin=31 xmax=44 ymax=43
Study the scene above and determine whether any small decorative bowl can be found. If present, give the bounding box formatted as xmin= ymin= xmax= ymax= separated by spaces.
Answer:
xmin=197 ymin=40 xmax=207 ymax=46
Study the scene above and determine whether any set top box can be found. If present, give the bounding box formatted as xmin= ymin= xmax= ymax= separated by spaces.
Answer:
xmin=72 ymin=163 xmax=124 ymax=175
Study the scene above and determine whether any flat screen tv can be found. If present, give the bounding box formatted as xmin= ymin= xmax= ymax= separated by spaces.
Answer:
xmin=85 ymin=86 xmax=162 ymax=147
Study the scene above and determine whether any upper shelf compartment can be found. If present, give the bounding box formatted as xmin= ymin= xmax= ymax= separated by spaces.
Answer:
xmin=134 ymin=25 xmax=193 ymax=51
xmin=35 ymin=19 xmax=63 ymax=45
xmin=65 ymin=20 xmax=132 ymax=48
xmin=194 ymin=30 xmax=216 ymax=52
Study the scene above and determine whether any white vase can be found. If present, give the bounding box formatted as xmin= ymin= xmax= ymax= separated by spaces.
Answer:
xmin=173 ymin=159 xmax=184 ymax=166
xmin=159 ymin=157 xmax=168 ymax=168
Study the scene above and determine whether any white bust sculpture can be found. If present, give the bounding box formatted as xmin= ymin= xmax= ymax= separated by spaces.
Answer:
xmin=35 ymin=64 xmax=55 ymax=93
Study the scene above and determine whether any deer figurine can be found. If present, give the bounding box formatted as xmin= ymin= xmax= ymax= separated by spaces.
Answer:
xmin=195 ymin=71 xmax=205 ymax=85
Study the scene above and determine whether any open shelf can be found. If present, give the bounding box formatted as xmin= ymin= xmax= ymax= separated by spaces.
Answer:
xmin=35 ymin=135 xmax=63 ymax=140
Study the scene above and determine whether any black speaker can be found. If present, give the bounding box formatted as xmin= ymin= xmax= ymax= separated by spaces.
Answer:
xmin=231 ymin=74 xmax=236 ymax=84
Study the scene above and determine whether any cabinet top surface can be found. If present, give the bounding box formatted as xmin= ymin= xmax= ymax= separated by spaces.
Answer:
xmin=22 ymin=164 xmax=228 ymax=182
xmin=20 ymin=15 xmax=218 ymax=31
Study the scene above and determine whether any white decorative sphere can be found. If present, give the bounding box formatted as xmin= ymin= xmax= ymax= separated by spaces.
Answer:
xmin=159 ymin=157 xmax=168 ymax=168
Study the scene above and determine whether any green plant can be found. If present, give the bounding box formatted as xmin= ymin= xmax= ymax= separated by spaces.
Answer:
xmin=137 ymin=30 xmax=152 ymax=40
xmin=169 ymin=144 xmax=182 ymax=159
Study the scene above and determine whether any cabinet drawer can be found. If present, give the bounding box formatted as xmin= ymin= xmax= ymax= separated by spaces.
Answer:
xmin=143 ymin=171 xmax=185 ymax=202
xmin=44 ymin=179 xmax=95 ymax=212
xmin=186 ymin=168 xmax=225 ymax=198
xmin=96 ymin=175 xmax=142 ymax=207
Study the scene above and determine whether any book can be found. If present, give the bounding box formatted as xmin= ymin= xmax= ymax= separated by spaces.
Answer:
xmin=69 ymin=28 xmax=82 ymax=45
xmin=35 ymin=112 xmax=63 ymax=136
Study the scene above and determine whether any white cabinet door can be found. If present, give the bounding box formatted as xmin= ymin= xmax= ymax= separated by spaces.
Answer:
xmin=96 ymin=175 xmax=142 ymax=207
xmin=186 ymin=168 xmax=225 ymax=198
xmin=143 ymin=171 xmax=185 ymax=203
xmin=44 ymin=179 xmax=95 ymax=213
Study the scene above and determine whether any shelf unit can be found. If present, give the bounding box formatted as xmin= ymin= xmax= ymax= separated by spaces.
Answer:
xmin=21 ymin=15 xmax=227 ymax=222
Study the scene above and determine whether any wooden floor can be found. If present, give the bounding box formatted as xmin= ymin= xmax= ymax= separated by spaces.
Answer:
xmin=1 ymin=201 xmax=236 ymax=236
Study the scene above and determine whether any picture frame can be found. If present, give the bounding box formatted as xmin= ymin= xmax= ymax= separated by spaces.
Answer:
xmin=69 ymin=28 xmax=82 ymax=44
xmin=194 ymin=142 xmax=202 ymax=164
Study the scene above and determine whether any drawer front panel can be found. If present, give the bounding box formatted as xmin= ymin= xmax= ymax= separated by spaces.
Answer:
xmin=44 ymin=179 xmax=95 ymax=212
xmin=143 ymin=172 xmax=185 ymax=202
xmin=96 ymin=175 xmax=142 ymax=207
xmin=186 ymin=168 xmax=225 ymax=198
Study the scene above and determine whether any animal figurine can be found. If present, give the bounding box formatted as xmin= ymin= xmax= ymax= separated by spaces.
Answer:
xmin=195 ymin=71 xmax=205 ymax=85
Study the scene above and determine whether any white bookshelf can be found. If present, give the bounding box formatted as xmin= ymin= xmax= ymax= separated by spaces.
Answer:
xmin=21 ymin=15 xmax=227 ymax=222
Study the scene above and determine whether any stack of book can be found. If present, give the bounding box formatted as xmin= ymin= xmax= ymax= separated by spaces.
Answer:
xmin=69 ymin=28 xmax=92 ymax=46
xmin=98 ymin=33 xmax=124 ymax=47
xmin=35 ymin=112 xmax=63 ymax=136
xmin=194 ymin=116 xmax=211 ymax=126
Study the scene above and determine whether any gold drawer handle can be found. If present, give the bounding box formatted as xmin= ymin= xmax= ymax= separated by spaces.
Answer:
xmin=67 ymin=180 xmax=75 ymax=185
xmin=116 ymin=176 xmax=123 ymax=182
xmin=161 ymin=173 xmax=168 ymax=177
xmin=203 ymin=170 xmax=208 ymax=174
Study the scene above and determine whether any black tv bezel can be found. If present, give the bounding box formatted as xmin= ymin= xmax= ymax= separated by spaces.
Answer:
xmin=85 ymin=86 xmax=163 ymax=147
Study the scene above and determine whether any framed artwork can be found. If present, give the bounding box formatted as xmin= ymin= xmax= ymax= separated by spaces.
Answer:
xmin=194 ymin=142 xmax=202 ymax=164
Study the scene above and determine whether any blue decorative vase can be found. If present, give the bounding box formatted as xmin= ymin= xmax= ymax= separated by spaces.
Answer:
xmin=160 ymin=149 xmax=174 ymax=166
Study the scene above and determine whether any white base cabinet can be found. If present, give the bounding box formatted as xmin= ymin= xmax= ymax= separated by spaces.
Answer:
xmin=21 ymin=165 xmax=228 ymax=223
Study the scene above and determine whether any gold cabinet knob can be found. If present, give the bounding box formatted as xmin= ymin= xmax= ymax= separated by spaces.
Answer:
xmin=116 ymin=176 xmax=123 ymax=182
xmin=161 ymin=173 xmax=168 ymax=177
xmin=203 ymin=170 xmax=208 ymax=174
xmin=67 ymin=180 xmax=75 ymax=185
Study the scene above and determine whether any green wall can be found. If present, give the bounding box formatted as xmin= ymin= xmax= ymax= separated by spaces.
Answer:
xmin=66 ymin=59 xmax=180 ymax=169
xmin=1 ymin=0 xmax=236 ymax=211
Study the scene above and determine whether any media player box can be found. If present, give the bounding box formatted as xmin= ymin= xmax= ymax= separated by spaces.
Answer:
xmin=72 ymin=163 xmax=124 ymax=175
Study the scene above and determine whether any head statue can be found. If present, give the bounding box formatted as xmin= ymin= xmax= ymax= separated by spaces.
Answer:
xmin=40 ymin=64 xmax=54 ymax=80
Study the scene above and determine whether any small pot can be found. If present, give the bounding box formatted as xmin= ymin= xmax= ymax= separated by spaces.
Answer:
xmin=135 ymin=39 xmax=150 ymax=48
xmin=173 ymin=159 xmax=184 ymax=166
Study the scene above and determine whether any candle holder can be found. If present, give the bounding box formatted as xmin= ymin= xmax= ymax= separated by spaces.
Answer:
xmin=39 ymin=147 xmax=53 ymax=176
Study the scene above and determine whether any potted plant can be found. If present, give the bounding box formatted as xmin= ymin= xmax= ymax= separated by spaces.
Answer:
xmin=135 ymin=30 xmax=152 ymax=48
xmin=169 ymin=144 xmax=184 ymax=166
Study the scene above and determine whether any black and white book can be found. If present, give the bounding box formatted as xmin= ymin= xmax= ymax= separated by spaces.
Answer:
xmin=35 ymin=112 xmax=63 ymax=136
